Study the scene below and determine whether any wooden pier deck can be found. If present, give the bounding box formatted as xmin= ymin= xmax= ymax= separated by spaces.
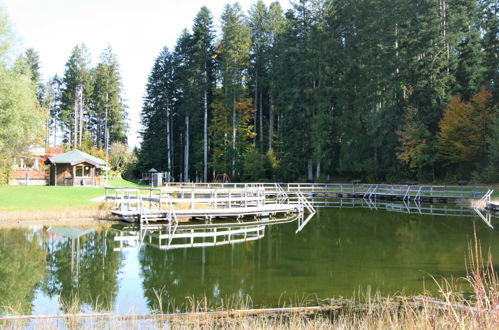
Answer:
xmin=157 ymin=182 xmax=492 ymax=203
xmin=103 ymin=183 xmax=491 ymax=223
xmin=105 ymin=186 xmax=315 ymax=223
xmin=111 ymin=203 xmax=301 ymax=221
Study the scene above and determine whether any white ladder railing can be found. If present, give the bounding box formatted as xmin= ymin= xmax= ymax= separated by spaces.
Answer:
xmin=403 ymin=186 xmax=412 ymax=201
xmin=296 ymin=192 xmax=316 ymax=215
xmin=479 ymin=189 xmax=493 ymax=204
xmin=473 ymin=208 xmax=493 ymax=229
xmin=275 ymin=183 xmax=289 ymax=204
xmin=414 ymin=186 xmax=423 ymax=201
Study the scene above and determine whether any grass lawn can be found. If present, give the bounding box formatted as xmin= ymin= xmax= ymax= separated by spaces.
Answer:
xmin=0 ymin=186 xmax=105 ymax=211
xmin=106 ymin=177 xmax=146 ymax=188
xmin=0 ymin=178 xmax=143 ymax=211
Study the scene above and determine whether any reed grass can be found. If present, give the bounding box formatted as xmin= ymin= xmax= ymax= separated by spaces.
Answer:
xmin=0 ymin=202 xmax=114 ymax=222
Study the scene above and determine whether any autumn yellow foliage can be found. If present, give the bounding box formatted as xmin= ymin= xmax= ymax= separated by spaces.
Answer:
xmin=437 ymin=89 xmax=495 ymax=169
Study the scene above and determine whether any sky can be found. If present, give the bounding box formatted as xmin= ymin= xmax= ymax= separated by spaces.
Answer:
xmin=2 ymin=0 xmax=290 ymax=148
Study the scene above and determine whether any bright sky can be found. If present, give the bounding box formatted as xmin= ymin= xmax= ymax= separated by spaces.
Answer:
xmin=2 ymin=0 xmax=290 ymax=148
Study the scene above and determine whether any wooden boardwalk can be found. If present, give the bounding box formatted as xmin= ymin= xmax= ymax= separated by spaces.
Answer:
xmin=111 ymin=204 xmax=302 ymax=221
xmin=157 ymin=182 xmax=492 ymax=202
xmin=105 ymin=186 xmax=315 ymax=223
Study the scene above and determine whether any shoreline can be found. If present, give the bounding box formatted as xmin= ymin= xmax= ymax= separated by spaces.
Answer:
xmin=0 ymin=202 xmax=114 ymax=224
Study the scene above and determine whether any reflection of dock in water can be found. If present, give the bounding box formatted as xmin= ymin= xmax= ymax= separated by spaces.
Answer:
xmin=115 ymin=224 xmax=266 ymax=251
xmin=325 ymin=198 xmax=495 ymax=228
xmin=112 ymin=213 xmax=312 ymax=252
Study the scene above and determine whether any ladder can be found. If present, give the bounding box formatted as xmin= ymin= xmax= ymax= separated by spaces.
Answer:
xmin=297 ymin=192 xmax=316 ymax=215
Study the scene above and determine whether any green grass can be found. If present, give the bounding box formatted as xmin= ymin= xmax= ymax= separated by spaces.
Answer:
xmin=106 ymin=177 xmax=146 ymax=188
xmin=0 ymin=178 xmax=144 ymax=211
xmin=0 ymin=186 xmax=105 ymax=211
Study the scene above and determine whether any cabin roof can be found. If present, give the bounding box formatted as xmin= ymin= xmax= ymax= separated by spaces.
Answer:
xmin=45 ymin=149 xmax=106 ymax=167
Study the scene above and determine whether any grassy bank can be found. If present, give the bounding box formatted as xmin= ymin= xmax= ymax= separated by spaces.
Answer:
xmin=0 ymin=178 xmax=143 ymax=221
xmin=0 ymin=186 xmax=104 ymax=211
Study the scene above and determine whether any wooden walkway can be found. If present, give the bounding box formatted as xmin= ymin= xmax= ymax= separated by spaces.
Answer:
xmin=111 ymin=204 xmax=302 ymax=221
xmin=105 ymin=186 xmax=315 ymax=223
xmin=157 ymin=182 xmax=492 ymax=202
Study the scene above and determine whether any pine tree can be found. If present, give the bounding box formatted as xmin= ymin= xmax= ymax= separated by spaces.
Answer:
xmin=59 ymin=44 xmax=93 ymax=147
xmin=139 ymin=47 xmax=176 ymax=176
xmin=249 ymin=0 xmax=269 ymax=152
xmin=44 ymin=75 xmax=63 ymax=147
xmin=191 ymin=6 xmax=215 ymax=182
xmin=173 ymin=29 xmax=196 ymax=182
xmin=24 ymin=48 xmax=44 ymax=103
xmin=218 ymin=3 xmax=252 ymax=178
xmin=266 ymin=2 xmax=285 ymax=152
xmin=91 ymin=45 xmax=127 ymax=148
xmin=480 ymin=0 xmax=498 ymax=99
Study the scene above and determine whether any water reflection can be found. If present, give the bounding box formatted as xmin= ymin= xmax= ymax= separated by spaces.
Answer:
xmin=113 ymin=213 xmax=308 ymax=252
xmin=0 ymin=229 xmax=45 ymax=314
xmin=322 ymin=199 xmax=496 ymax=228
xmin=42 ymin=227 xmax=121 ymax=313
xmin=0 ymin=203 xmax=497 ymax=316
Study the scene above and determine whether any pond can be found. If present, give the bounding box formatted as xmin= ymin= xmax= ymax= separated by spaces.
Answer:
xmin=1 ymin=202 xmax=497 ymax=315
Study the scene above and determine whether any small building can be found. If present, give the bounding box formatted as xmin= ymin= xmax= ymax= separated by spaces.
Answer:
xmin=45 ymin=149 xmax=107 ymax=186
xmin=9 ymin=146 xmax=64 ymax=186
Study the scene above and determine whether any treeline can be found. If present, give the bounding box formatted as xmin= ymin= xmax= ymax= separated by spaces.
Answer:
xmin=140 ymin=0 xmax=497 ymax=183
xmin=43 ymin=44 xmax=128 ymax=155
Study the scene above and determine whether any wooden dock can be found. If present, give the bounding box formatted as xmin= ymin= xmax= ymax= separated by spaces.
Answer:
xmin=105 ymin=186 xmax=316 ymax=223
xmin=111 ymin=204 xmax=301 ymax=221
xmin=156 ymin=182 xmax=492 ymax=203
xmin=103 ymin=183 xmax=492 ymax=223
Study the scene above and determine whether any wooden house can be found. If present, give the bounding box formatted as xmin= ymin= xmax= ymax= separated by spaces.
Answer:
xmin=45 ymin=149 xmax=107 ymax=186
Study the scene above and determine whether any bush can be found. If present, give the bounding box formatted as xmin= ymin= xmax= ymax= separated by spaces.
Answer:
xmin=241 ymin=150 xmax=273 ymax=182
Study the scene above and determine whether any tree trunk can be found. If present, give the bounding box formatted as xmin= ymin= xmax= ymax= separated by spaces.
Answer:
xmin=166 ymin=103 xmax=172 ymax=181
xmin=184 ymin=114 xmax=189 ymax=182
xmin=259 ymin=88 xmax=263 ymax=152
xmin=316 ymin=162 xmax=320 ymax=180
xmin=269 ymin=96 xmax=273 ymax=151
xmin=53 ymin=117 xmax=57 ymax=148
xmin=253 ymin=74 xmax=258 ymax=147
xmin=203 ymin=66 xmax=208 ymax=182
xmin=78 ymin=88 xmax=83 ymax=148
xmin=73 ymin=89 xmax=78 ymax=149
xmin=308 ymin=159 xmax=313 ymax=182
xmin=232 ymin=89 xmax=236 ymax=177
xmin=96 ymin=110 xmax=101 ymax=149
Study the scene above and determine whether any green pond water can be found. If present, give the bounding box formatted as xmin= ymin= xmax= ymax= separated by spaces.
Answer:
xmin=0 ymin=203 xmax=498 ymax=315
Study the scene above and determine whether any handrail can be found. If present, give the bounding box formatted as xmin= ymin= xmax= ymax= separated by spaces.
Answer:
xmin=296 ymin=192 xmax=316 ymax=215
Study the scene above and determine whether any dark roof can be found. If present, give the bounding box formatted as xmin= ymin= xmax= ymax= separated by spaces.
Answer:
xmin=45 ymin=149 xmax=106 ymax=167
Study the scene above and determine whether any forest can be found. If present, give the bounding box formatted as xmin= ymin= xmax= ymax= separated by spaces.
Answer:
xmin=139 ymin=0 xmax=498 ymax=183
xmin=0 ymin=4 xmax=129 ymax=184
xmin=0 ymin=0 xmax=497 ymax=184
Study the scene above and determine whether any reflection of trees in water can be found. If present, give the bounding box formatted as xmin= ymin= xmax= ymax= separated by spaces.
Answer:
xmin=42 ymin=229 xmax=121 ymax=312
xmin=138 ymin=210 xmax=499 ymax=309
xmin=138 ymin=235 xmax=269 ymax=312
xmin=0 ymin=229 xmax=45 ymax=314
